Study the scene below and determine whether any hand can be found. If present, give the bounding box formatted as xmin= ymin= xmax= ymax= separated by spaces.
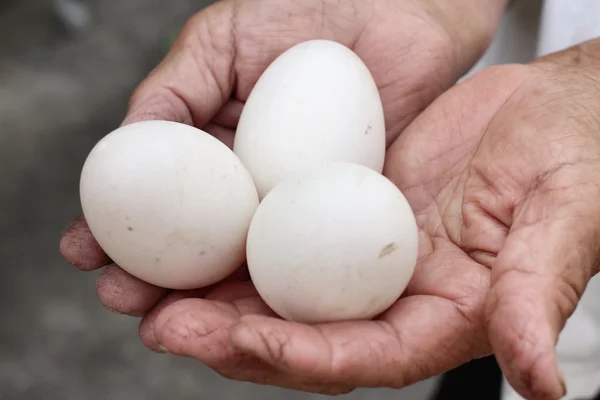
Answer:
xmin=60 ymin=0 xmax=509 ymax=395
xmin=385 ymin=40 xmax=600 ymax=398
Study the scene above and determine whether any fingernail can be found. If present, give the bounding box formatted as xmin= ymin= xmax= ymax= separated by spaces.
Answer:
xmin=228 ymin=333 xmax=244 ymax=352
xmin=155 ymin=342 xmax=169 ymax=353
xmin=556 ymin=361 xmax=567 ymax=396
xmin=129 ymin=312 xmax=145 ymax=318
xmin=228 ymin=331 xmax=241 ymax=351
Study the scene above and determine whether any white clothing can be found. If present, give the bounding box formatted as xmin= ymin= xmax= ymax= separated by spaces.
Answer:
xmin=467 ymin=1 xmax=600 ymax=399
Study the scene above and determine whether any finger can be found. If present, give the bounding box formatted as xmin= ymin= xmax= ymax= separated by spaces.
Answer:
xmin=211 ymin=98 xmax=244 ymax=129
xmin=203 ymin=122 xmax=235 ymax=149
xmin=123 ymin=2 xmax=236 ymax=127
xmin=96 ymin=264 xmax=167 ymax=316
xmin=152 ymin=285 xmax=275 ymax=369
xmin=139 ymin=271 xmax=250 ymax=351
xmin=203 ymin=98 xmax=244 ymax=148
xmin=203 ymin=281 xmax=258 ymax=302
xmin=61 ymin=4 xmax=236 ymax=271
xmin=228 ymin=300 xmax=462 ymax=388
xmin=151 ymin=289 xmax=352 ymax=393
xmin=486 ymin=165 xmax=600 ymax=399
xmin=229 ymin=251 xmax=491 ymax=389
xmin=139 ymin=288 xmax=206 ymax=352
xmin=60 ymin=214 xmax=111 ymax=271
xmin=143 ymin=290 xmax=272 ymax=373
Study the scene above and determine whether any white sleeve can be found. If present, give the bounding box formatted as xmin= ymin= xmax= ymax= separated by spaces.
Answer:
xmin=537 ymin=0 xmax=600 ymax=56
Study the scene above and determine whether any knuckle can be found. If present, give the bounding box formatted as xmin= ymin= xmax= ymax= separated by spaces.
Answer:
xmin=96 ymin=266 xmax=127 ymax=312
xmin=125 ymin=87 xmax=193 ymax=125
xmin=125 ymin=2 xmax=234 ymax=126
xmin=95 ymin=265 xmax=156 ymax=316
xmin=156 ymin=301 xmax=252 ymax=370
xmin=553 ymin=272 xmax=582 ymax=321
xmin=514 ymin=351 xmax=560 ymax=400
xmin=259 ymin=329 xmax=292 ymax=368
xmin=158 ymin=309 xmax=221 ymax=356
xmin=324 ymin=323 xmax=405 ymax=387
xmin=485 ymin=284 xmax=539 ymax=357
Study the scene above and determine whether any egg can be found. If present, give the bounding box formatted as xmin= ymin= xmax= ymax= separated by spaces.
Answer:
xmin=246 ymin=162 xmax=419 ymax=324
xmin=79 ymin=120 xmax=259 ymax=289
xmin=233 ymin=39 xmax=386 ymax=199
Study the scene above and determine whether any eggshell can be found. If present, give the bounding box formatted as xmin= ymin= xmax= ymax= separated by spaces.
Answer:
xmin=233 ymin=39 xmax=386 ymax=199
xmin=246 ymin=162 xmax=419 ymax=324
xmin=80 ymin=120 xmax=259 ymax=289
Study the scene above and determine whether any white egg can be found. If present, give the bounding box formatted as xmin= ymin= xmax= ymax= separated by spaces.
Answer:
xmin=80 ymin=120 xmax=259 ymax=289
xmin=246 ymin=162 xmax=419 ymax=324
xmin=233 ymin=39 xmax=386 ymax=199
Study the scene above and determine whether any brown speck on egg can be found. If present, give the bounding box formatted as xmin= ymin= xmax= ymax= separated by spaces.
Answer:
xmin=378 ymin=242 xmax=398 ymax=259
xmin=127 ymin=226 xmax=134 ymax=231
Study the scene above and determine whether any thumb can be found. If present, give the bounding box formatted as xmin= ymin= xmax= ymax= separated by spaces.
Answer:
xmin=485 ymin=165 xmax=600 ymax=400
xmin=121 ymin=3 xmax=235 ymax=127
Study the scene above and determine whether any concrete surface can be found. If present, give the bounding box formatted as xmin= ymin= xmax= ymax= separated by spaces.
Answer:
xmin=0 ymin=1 xmax=439 ymax=399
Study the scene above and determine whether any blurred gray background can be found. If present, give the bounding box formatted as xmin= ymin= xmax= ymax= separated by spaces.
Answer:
xmin=0 ymin=0 xmax=541 ymax=399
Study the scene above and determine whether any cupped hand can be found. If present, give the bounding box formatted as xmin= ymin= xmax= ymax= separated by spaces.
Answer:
xmin=384 ymin=41 xmax=600 ymax=399
xmin=120 ymin=39 xmax=600 ymax=399
xmin=58 ymin=0 xmax=516 ymax=395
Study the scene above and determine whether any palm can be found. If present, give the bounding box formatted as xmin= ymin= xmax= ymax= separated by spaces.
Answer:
xmin=144 ymin=68 xmax=510 ymax=394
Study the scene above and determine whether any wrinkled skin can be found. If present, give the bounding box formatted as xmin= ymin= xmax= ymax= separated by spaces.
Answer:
xmin=385 ymin=43 xmax=600 ymax=399
xmin=59 ymin=1 xmax=600 ymax=400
